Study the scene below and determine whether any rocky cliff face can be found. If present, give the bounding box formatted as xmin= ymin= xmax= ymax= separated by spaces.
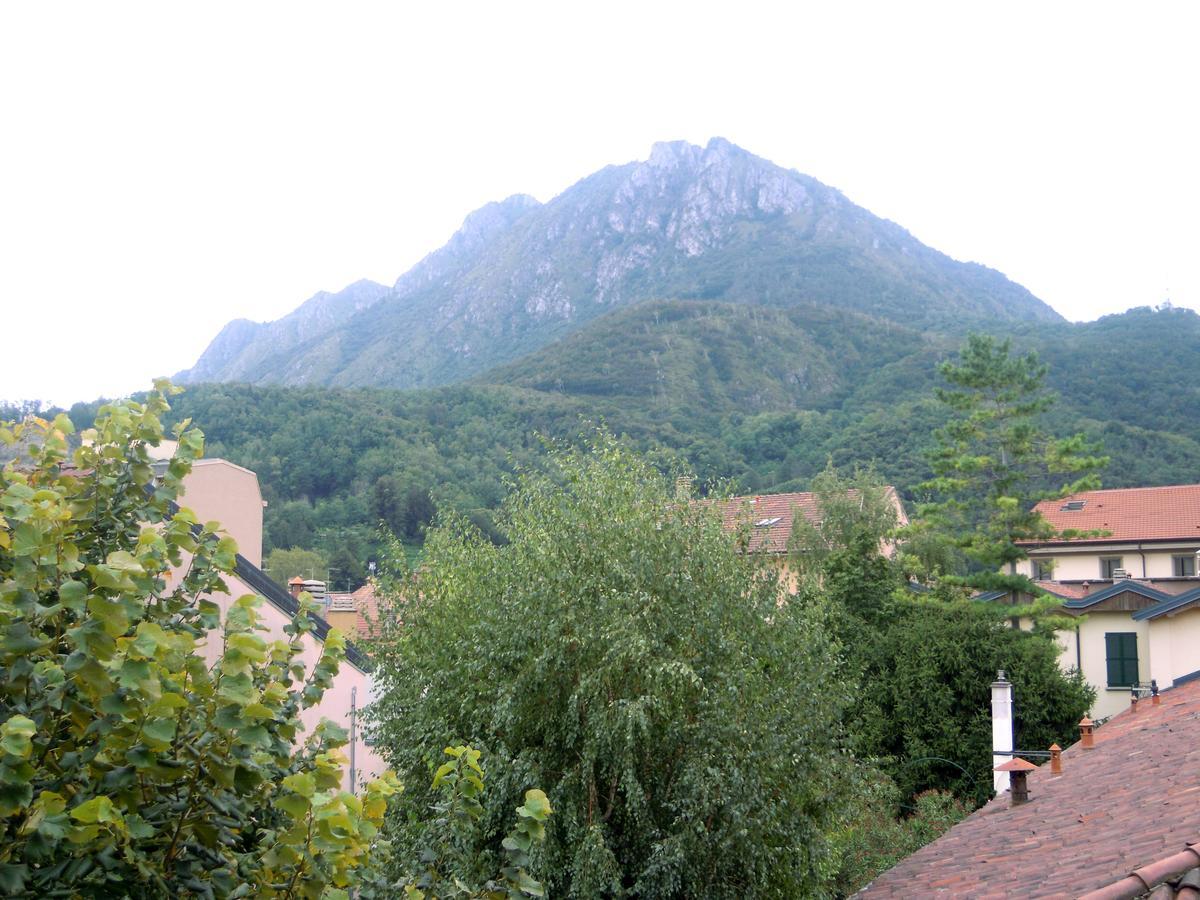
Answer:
xmin=178 ymin=138 xmax=1061 ymax=389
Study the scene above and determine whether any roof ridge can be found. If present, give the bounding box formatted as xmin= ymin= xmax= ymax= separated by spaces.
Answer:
xmin=1051 ymin=483 xmax=1200 ymax=497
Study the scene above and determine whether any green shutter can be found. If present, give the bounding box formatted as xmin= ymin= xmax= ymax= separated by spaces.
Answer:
xmin=1105 ymin=632 xmax=1138 ymax=687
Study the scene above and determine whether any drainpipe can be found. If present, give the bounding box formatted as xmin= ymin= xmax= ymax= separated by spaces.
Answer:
xmin=992 ymin=671 xmax=1014 ymax=796
xmin=349 ymin=686 xmax=357 ymax=794
xmin=1138 ymin=542 xmax=1147 ymax=579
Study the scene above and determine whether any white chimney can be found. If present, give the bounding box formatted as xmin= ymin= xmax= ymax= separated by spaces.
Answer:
xmin=991 ymin=670 xmax=1014 ymax=795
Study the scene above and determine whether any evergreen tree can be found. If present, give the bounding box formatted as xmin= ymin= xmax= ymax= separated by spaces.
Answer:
xmin=916 ymin=334 xmax=1107 ymax=597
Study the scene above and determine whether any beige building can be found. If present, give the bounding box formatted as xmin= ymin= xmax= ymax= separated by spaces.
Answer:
xmin=1014 ymin=485 xmax=1200 ymax=719
xmin=713 ymin=487 xmax=908 ymax=592
xmin=170 ymin=455 xmax=383 ymax=790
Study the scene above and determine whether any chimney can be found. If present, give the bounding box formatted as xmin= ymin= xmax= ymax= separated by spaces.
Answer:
xmin=288 ymin=576 xmax=305 ymax=599
xmin=674 ymin=476 xmax=694 ymax=501
xmin=1152 ymin=679 xmax=1161 ymax=705
xmin=991 ymin=670 xmax=1014 ymax=795
xmin=1049 ymin=743 xmax=1062 ymax=776
xmin=1079 ymin=717 xmax=1095 ymax=749
xmin=995 ymin=757 xmax=1037 ymax=806
xmin=325 ymin=594 xmax=359 ymax=635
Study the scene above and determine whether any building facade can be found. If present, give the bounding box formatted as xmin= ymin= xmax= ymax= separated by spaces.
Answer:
xmin=1016 ymin=485 xmax=1200 ymax=719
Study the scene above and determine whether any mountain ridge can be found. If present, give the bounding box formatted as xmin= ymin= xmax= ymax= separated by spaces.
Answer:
xmin=178 ymin=138 xmax=1061 ymax=389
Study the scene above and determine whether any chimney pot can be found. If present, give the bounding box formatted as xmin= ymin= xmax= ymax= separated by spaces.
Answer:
xmin=995 ymin=757 xmax=1037 ymax=806
xmin=1049 ymin=743 xmax=1062 ymax=776
xmin=1131 ymin=685 xmax=1140 ymax=711
xmin=1080 ymin=717 xmax=1095 ymax=749
xmin=1152 ymin=679 xmax=1161 ymax=705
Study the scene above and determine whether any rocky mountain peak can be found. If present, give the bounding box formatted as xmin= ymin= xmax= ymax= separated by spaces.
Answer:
xmin=448 ymin=194 xmax=542 ymax=256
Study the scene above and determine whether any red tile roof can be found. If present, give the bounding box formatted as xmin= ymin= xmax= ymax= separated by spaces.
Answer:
xmin=711 ymin=488 xmax=906 ymax=555
xmin=856 ymin=676 xmax=1200 ymax=898
xmin=350 ymin=581 xmax=379 ymax=639
xmin=326 ymin=582 xmax=383 ymax=639
xmin=1032 ymin=484 xmax=1200 ymax=544
xmin=1036 ymin=579 xmax=1199 ymax=601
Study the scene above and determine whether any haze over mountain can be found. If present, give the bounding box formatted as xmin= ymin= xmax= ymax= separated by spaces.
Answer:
xmin=177 ymin=138 xmax=1060 ymax=389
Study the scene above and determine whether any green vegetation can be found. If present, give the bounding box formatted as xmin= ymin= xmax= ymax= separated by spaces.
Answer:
xmin=366 ymin=436 xmax=851 ymax=897
xmin=0 ymin=386 xmax=398 ymax=897
xmin=790 ymin=469 xmax=1094 ymax=809
xmin=915 ymin=334 xmax=1107 ymax=596
xmin=83 ymin=303 xmax=1200 ymax=575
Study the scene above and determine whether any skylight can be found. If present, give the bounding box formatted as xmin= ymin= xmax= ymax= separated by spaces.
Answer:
xmin=1061 ymin=500 xmax=1087 ymax=511
xmin=754 ymin=517 xmax=782 ymax=527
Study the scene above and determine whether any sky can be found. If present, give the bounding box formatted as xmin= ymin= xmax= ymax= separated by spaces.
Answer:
xmin=2 ymin=2 xmax=1197 ymax=406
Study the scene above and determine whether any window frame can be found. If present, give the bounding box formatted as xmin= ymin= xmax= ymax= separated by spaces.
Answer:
xmin=1032 ymin=559 xmax=1054 ymax=581
xmin=1105 ymin=632 xmax=1139 ymax=689
xmin=1099 ymin=556 xmax=1124 ymax=580
xmin=1172 ymin=554 xmax=1197 ymax=577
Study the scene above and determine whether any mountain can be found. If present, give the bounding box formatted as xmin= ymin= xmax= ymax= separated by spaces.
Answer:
xmin=179 ymin=138 xmax=1060 ymax=389
xmin=176 ymin=279 xmax=391 ymax=383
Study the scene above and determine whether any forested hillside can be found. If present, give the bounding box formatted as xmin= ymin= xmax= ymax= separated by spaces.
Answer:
xmin=67 ymin=303 xmax=1200 ymax=585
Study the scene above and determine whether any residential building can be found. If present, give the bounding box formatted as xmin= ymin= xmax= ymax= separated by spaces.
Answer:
xmin=171 ymin=456 xmax=383 ymax=791
xmin=856 ymin=675 xmax=1200 ymax=898
xmin=1014 ymin=485 xmax=1200 ymax=719
xmin=712 ymin=487 xmax=908 ymax=591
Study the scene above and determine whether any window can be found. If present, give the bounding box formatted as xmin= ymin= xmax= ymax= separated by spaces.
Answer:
xmin=1100 ymin=557 xmax=1123 ymax=579
xmin=1061 ymin=500 xmax=1087 ymax=511
xmin=1105 ymin=632 xmax=1139 ymax=688
xmin=1173 ymin=554 xmax=1197 ymax=577
xmin=1033 ymin=559 xmax=1054 ymax=581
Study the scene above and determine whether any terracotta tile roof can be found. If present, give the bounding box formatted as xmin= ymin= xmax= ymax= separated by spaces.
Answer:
xmin=1036 ymin=579 xmax=1200 ymax=602
xmin=350 ymin=581 xmax=380 ymax=639
xmin=1031 ymin=484 xmax=1200 ymax=544
xmin=709 ymin=488 xmax=906 ymax=555
xmin=856 ymin=677 xmax=1200 ymax=898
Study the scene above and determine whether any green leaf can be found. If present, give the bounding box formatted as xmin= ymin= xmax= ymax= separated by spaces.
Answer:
xmin=142 ymin=718 xmax=176 ymax=748
xmin=69 ymin=795 xmax=123 ymax=825
xmin=59 ymin=580 xmax=88 ymax=612
xmin=0 ymin=715 xmax=36 ymax=759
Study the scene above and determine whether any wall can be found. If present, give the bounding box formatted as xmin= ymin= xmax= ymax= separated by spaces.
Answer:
xmin=1070 ymin=612 xmax=1150 ymax=720
xmin=1021 ymin=544 xmax=1200 ymax=581
xmin=1148 ymin=609 xmax=1200 ymax=690
xmin=179 ymin=459 xmax=264 ymax=568
xmin=170 ymin=458 xmax=383 ymax=791
xmin=201 ymin=573 xmax=385 ymax=791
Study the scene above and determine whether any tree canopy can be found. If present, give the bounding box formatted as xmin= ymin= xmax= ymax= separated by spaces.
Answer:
xmin=0 ymin=384 xmax=397 ymax=897
xmin=916 ymin=334 xmax=1107 ymax=594
xmin=366 ymin=435 xmax=852 ymax=898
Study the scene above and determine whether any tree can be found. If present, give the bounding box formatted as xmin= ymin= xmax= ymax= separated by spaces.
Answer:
xmin=917 ymin=334 xmax=1107 ymax=595
xmin=265 ymin=546 xmax=330 ymax=585
xmin=789 ymin=466 xmax=1092 ymax=809
xmin=366 ymin=435 xmax=851 ymax=898
xmin=0 ymin=383 xmax=398 ymax=896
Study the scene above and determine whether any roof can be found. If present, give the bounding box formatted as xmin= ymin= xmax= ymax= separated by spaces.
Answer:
xmin=856 ymin=677 xmax=1200 ymax=898
xmin=326 ymin=582 xmax=382 ymax=639
xmin=1036 ymin=578 xmax=1200 ymax=621
xmin=710 ymin=487 xmax=906 ymax=555
xmin=231 ymin=552 xmax=369 ymax=671
xmin=1030 ymin=484 xmax=1200 ymax=544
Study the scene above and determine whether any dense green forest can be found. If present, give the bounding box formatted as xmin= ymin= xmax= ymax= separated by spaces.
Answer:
xmin=48 ymin=302 xmax=1197 ymax=588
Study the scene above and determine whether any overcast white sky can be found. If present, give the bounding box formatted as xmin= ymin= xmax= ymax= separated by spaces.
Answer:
xmin=2 ymin=2 xmax=1196 ymax=406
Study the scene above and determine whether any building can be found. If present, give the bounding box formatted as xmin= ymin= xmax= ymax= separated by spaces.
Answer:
xmin=711 ymin=487 xmax=908 ymax=590
xmin=1014 ymin=485 xmax=1200 ymax=719
xmin=856 ymin=675 xmax=1200 ymax=898
xmin=171 ymin=456 xmax=383 ymax=791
